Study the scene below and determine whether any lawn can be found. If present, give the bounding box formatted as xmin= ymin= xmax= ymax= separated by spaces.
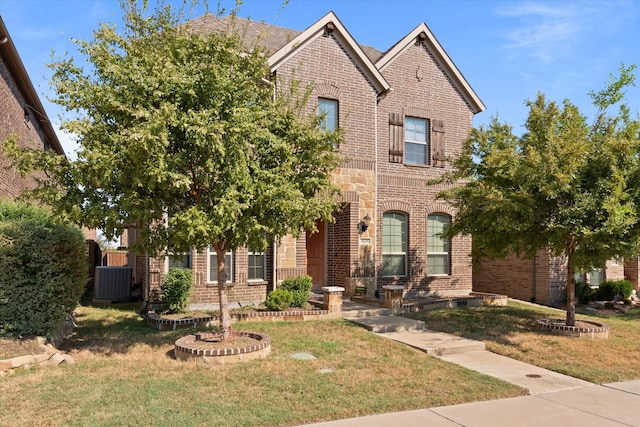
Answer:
xmin=0 ymin=303 xmax=525 ymax=427
xmin=407 ymin=300 xmax=640 ymax=384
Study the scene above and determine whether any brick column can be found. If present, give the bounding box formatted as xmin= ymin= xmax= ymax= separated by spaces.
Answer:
xmin=322 ymin=286 xmax=345 ymax=313
xmin=383 ymin=285 xmax=404 ymax=314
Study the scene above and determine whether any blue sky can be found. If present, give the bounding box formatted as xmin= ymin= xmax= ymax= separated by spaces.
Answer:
xmin=1 ymin=0 xmax=639 ymax=159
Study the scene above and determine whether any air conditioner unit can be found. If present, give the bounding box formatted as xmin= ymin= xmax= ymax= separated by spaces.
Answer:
xmin=95 ymin=266 xmax=132 ymax=300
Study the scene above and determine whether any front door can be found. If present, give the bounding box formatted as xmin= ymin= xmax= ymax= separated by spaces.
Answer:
xmin=306 ymin=221 xmax=325 ymax=291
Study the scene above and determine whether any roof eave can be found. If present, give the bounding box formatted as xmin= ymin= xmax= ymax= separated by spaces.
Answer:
xmin=268 ymin=11 xmax=390 ymax=94
xmin=377 ymin=23 xmax=485 ymax=114
xmin=0 ymin=16 xmax=66 ymax=157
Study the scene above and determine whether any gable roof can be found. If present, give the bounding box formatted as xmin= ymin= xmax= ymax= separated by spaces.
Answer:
xmin=0 ymin=16 xmax=65 ymax=156
xmin=188 ymin=12 xmax=391 ymax=95
xmin=268 ymin=11 xmax=391 ymax=94
xmin=376 ymin=23 xmax=485 ymax=114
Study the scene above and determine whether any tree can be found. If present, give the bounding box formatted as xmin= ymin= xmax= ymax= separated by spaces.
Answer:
xmin=433 ymin=64 xmax=640 ymax=326
xmin=3 ymin=0 xmax=343 ymax=340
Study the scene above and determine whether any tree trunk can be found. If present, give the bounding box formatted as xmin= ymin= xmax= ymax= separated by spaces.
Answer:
xmin=565 ymin=235 xmax=576 ymax=327
xmin=215 ymin=245 xmax=233 ymax=341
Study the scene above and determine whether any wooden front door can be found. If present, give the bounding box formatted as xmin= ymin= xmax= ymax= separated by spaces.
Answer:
xmin=306 ymin=221 xmax=325 ymax=290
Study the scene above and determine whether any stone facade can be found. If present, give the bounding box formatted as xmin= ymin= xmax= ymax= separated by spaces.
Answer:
xmin=135 ymin=12 xmax=484 ymax=305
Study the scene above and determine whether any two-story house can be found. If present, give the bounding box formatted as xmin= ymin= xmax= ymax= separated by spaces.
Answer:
xmin=133 ymin=11 xmax=484 ymax=306
xmin=0 ymin=16 xmax=67 ymax=200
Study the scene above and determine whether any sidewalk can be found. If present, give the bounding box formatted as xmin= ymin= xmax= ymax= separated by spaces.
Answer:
xmin=299 ymin=381 xmax=640 ymax=426
xmin=297 ymin=301 xmax=640 ymax=426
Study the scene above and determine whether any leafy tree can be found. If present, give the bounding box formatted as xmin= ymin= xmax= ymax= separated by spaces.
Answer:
xmin=433 ymin=64 xmax=640 ymax=326
xmin=3 ymin=1 xmax=342 ymax=340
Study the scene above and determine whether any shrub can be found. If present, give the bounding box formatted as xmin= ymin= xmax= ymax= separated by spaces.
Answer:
xmin=0 ymin=201 xmax=86 ymax=340
xmin=596 ymin=279 xmax=633 ymax=301
xmin=280 ymin=275 xmax=312 ymax=308
xmin=574 ymin=282 xmax=596 ymax=304
xmin=161 ymin=268 xmax=193 ymax=313
xmin=264 ymin=288 xmax=293 ymax=311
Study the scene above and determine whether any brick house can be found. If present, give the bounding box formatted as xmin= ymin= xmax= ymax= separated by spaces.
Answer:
xmin=0 ymin=16 xmax=67 ymax=200
xmin=130 ymin=12 xmax=485 ymax=305
xmin=473 ymin=251 xmax=626 ymax=306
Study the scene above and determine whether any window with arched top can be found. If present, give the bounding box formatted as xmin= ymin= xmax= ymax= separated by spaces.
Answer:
xmin=427 ymin=213 xmax=450 ymax=275
xmin=382 ymin=212 xmax=407 ymax=277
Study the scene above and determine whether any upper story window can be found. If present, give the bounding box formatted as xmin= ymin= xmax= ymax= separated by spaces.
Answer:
xmin=382 ymin=212 xmax=407 ymax=277
xmin=208 ymin=248 xmax=233 ymax=283
xmin=405 ymin=117 xmax=429 ymax=165
xmin=318 ymin=98 xmax=338 ymax=131
xmin=248 ymin=246 xmax=266 ymax=281
xmin=427 ymin=213 xmax=450 ymax=275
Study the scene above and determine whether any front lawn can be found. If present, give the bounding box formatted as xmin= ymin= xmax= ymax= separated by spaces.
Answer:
xmin=0 ymin=304 xmax=525 ymax=427
xmin=407 ymin=300 xmax=640 ymax=384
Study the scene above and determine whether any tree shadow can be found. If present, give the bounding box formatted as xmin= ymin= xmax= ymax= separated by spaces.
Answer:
xmin=407 ymin=303 xmax=563 ymax=349
xmin=59 ymin=304 xmax=210 ymax=357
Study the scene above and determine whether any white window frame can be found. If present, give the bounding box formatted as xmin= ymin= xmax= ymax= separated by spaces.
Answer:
xmin=318 ymin=98 xmax=338 ymax=132
xmin=382 ymin=212 xmax=407 ymax=277
xmin=207 ymin=248 xmax=233 ymax=284
xmin=427 ymin=213 xmax=451 ymax=276
xmin=405 ymin=117 xmax=429 ymax=165
xmin=248 ymin=249 xmax=266 ymax=282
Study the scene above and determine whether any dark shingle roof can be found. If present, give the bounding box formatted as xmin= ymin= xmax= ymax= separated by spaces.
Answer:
xmin=186 ymin=14 xmax=384 ymax=62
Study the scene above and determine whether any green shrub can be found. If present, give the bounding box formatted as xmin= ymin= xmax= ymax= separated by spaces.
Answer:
xmin=264 ymin=288 xmax=293 ymax=311
xmin=0 ymin=201 xmax=86 ymax=340
xmin=596 ymin=279 xmax=633 ymax=301
xmin=575 ymin=282 xmax=596 ymax=304
xmin=161 ymin=268 xmax=193 ymax=313
xmin=280 ymin=275 xmax=312 ymax=308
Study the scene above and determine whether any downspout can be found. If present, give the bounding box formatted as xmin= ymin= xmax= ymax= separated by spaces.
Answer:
xmin=531 ymin=254 xmax=537 ymax=303
xmin=273 ymin=240 xmax=277 ymax=290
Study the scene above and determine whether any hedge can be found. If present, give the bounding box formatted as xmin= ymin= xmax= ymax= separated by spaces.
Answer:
xmin=0 ymin=201 xmax=87 ymax=339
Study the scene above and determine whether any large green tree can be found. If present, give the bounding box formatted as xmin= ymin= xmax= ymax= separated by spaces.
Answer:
xmin=4 ymin=1 xmax=342 ymax=340
xmin=433 ymin=64 xmax=640 ymax=326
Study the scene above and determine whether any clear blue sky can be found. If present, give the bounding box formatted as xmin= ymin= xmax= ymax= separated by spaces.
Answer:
xmin=1 ymin=0 xmax=639 ymax=159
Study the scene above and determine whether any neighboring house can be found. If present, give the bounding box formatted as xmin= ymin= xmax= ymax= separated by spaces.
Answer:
xmin=0 ymin=16 xmax=66 ymax=199
xmin=473 ymin=251 xmax=626 ymax=306
xmin=0 ymin=16 xmax=97 ymax=245
xmin=129 ymin=12 xmax=484 ymax=305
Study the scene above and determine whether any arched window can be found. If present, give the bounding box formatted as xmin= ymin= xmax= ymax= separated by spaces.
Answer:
xmin=427 ymin=213 xmax=450 ymax=275
xmin=382 ymin=212 xmax=407 ymax=276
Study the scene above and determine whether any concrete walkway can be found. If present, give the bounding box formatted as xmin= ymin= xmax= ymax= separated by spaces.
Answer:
xmin=297 ymin=301 xmax=640 ymax=426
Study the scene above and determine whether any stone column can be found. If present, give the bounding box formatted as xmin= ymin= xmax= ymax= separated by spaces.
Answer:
xmin=322 ymin=286 xmax=345 ymax=313
xmin=383 ymin=285 xmax=405 ymax=314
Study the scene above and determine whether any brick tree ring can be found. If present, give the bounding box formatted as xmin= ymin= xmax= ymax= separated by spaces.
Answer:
xmin=535 ymin=318 xmax=609 ymax=339
xmin=174 ymin=331 xmax=271 ymax=364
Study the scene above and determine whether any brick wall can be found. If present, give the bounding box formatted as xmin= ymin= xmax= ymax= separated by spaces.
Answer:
xmin=375 ymin=40 xmax=475 ymax=295
xmin=0 ymin=55 xmax=49 ymax=199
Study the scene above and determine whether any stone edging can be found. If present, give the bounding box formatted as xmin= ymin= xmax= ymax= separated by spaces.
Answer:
xmin=0 ymin=337 xmax=75 ymax=375
xmin=146 ymin=309 xmax=341 ymax=331
xmin=535 ymin=318 xmax=610 ymax=339
xmin=174 ymin=331 xmax=271 ymax=364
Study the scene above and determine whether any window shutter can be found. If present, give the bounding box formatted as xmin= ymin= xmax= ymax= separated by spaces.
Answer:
xmin=432 ymin=119 xmax=445 ymax=168
xmin=389 ymin=113 xmax=403 ymax=163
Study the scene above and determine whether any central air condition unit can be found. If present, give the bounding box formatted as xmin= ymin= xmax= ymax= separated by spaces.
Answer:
xmin=95 ymin=266 xmax=132 ymax=300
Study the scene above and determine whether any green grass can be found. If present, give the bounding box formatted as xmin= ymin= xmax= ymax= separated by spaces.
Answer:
xmin=0 ymin=304 xmax=525 ymax=426
xmin=407 ymin=300 xmax=640 ymax=384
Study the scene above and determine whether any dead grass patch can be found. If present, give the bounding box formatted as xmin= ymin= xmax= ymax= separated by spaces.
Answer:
xmin=0 ymin=303 xmax=524 ymax=426
xmin=408 ymin=300 xmax=640 ymax=383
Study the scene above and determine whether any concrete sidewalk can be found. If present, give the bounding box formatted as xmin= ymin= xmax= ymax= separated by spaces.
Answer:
xmin=299 ymin=381 xmax=640 ymax=426
xmin=299 ymin=301 xmax=640 ymax=426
